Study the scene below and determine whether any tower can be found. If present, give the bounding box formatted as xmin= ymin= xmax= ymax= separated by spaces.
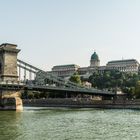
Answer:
xmin=0 ymin=43 xmax=23 ymax=111
xmin=90 ymin=51 xmax=100 ymax=67
xmin=0 ymin=43 xmax=20 ymax=82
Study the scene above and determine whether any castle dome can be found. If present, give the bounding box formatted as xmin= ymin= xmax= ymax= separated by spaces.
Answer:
xmin=91 ymin=51 xmax=99 ymax=61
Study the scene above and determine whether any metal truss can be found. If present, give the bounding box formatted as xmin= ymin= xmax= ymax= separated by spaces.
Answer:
xmin=17 ymin=59 xmax=115 ymax=96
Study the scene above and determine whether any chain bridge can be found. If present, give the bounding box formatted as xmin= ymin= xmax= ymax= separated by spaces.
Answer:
xmin=0 ymin=43 xmax=116 ymax=111
xmin=17 ymin=59 xmax=115 ymax=97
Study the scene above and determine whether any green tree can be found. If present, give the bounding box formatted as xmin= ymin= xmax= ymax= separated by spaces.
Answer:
xmin=135 ymin=81 xmax=140 ymax=98
xmin=27 ymin=91 xmax=34 ymax=99
xmin=88 ymin=70 xmax=140 ymax=97
xmin=69 ymin=72 xmax=81 ymax=85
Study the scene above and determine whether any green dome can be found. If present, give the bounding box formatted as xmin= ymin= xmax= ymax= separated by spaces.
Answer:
xmin=91 ymin=52 xmax=99 ymax=60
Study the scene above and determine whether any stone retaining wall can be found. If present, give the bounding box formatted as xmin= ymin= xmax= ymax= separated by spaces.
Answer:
xmin=23 ymin=98 xmax=140 ymax=109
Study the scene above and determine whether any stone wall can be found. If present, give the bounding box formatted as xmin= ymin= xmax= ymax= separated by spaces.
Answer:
xmin=23 ymin=98 xmax=140 ymax=109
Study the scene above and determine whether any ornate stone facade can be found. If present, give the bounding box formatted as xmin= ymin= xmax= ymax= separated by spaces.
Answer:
xmin=106 ymin=59 xmax=139 ymax=74
xmin=51 ymin=64 xmax=80 ymax=78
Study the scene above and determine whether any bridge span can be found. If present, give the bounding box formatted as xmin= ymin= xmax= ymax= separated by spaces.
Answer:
xmin=0 ymin=43 xmax=115 ymax=111
xmin=0 ymin=82 xmax=115 ymax=96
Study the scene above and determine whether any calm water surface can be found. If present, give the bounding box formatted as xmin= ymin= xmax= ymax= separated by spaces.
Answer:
xmin=0 ymin=107 xmax=140 ymax=140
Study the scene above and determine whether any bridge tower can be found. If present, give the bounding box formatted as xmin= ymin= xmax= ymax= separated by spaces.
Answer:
xmin=0 ymin=43 xmax=23 ymax=111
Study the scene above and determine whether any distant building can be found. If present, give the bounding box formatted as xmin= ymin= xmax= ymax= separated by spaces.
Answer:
xmin=51 ymin=64 xmax=80 ymax=78
xmin=49 ymin=51 xmax=140 ymax=79
xmin=106 ymin=59 xmax=139 ymax=74
xmin=78 ymin=51 xmax=104 ymax=78
xmin=90 ymin=51 xmax=100 ymax=67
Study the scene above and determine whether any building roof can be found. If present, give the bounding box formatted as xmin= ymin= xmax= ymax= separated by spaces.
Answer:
xmin=91 ymin=51 xmax=99 ymax=60
xmin=107 ymin=59 xmax=139 ymax=64
xmin=0 ymin=43 xmax=17 ymax=47
xmin=52 ymin=64 xmax=80 ymax=69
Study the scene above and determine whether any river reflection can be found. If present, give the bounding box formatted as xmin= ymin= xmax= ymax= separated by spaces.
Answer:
xmin=1 ymin=107 xmax=140 ymax=140
xmin=0 ymin=111 xmax=22 ymax=140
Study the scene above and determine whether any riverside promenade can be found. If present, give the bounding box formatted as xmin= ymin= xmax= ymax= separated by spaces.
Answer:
xmin=23 ymin=98 xmax=140 ymax=109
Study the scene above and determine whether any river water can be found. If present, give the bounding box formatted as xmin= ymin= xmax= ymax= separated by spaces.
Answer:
xmin=0 ymin=107 xmax=140 ymax=140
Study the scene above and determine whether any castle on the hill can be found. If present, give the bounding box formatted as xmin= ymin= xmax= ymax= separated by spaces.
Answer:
xmin=50 ymin=51 xmax=140 ymax=78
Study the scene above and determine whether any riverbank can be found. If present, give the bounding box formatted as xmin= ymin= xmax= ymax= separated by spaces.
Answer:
xmin=23 ymin=98 xmax=140 ymax=109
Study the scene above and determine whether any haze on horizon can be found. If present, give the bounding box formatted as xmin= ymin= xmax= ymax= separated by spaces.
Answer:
xmin=0 ymin=0 xmax=140 ymax=71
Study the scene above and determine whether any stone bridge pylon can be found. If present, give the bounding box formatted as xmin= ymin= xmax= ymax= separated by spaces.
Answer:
xmin=0 ymin=43 xmax=23 ymax=111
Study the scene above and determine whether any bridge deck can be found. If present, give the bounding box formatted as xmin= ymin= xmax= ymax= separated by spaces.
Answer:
xmin=0 ymin=82 xmax=115 ymax=97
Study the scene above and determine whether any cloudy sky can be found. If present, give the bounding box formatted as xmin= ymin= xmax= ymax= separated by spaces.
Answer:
xmin=0 ymin=0 xmax=140 ymax=70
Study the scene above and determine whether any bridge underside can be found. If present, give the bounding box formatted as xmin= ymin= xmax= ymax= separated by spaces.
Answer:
xmin=25 ymin=86 xmax=115 ymax=97
xmin=0 ymin=83 xmax=115 ymax=97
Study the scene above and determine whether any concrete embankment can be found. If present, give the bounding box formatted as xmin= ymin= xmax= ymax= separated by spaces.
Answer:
xmin=23 ymin=98 xmax=140 ymax=109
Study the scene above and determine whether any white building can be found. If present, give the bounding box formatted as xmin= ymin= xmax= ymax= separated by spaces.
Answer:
xmin=51 ymin=64 xmax=80 ymax=78
xmin=50 ymin=52 xmax=140 ymax=78
xmin=106 ymin=59 xmax=139 ymax=74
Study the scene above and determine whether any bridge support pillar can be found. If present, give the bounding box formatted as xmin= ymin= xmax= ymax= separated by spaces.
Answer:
xmin=0 ymin=90 xmax=23 ymax=111
xmin=0 ymin=43 xmax=23 ymax=111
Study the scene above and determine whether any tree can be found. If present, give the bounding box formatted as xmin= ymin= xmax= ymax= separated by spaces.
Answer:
xmin=88 ymin=70 xmax=140 ymax=97
xmin=27 ymin=91 xmax=34 ymax=99
xmin=135 ymin=81 xmax=140 ymax=98
xmin=69 ymin=72 xmax=81 ymax=85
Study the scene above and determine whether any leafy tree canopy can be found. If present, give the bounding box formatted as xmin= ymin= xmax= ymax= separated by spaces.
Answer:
xmin=88 ymin=70 xmax=140 ymax=98
xmin=69 ymin=72 xmax=81 ymax=85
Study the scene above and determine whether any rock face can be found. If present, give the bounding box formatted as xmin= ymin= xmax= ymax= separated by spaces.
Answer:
xmin=0 ymin=43 xmax=23 ymax=111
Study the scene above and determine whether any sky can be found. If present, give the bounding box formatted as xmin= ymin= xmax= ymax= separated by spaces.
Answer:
xmin=0 ymin=0 xmax=140 ymax=71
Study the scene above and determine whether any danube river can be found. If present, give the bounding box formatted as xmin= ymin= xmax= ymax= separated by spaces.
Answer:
xmin=1 ymin=108 xmax=140 ymax=140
